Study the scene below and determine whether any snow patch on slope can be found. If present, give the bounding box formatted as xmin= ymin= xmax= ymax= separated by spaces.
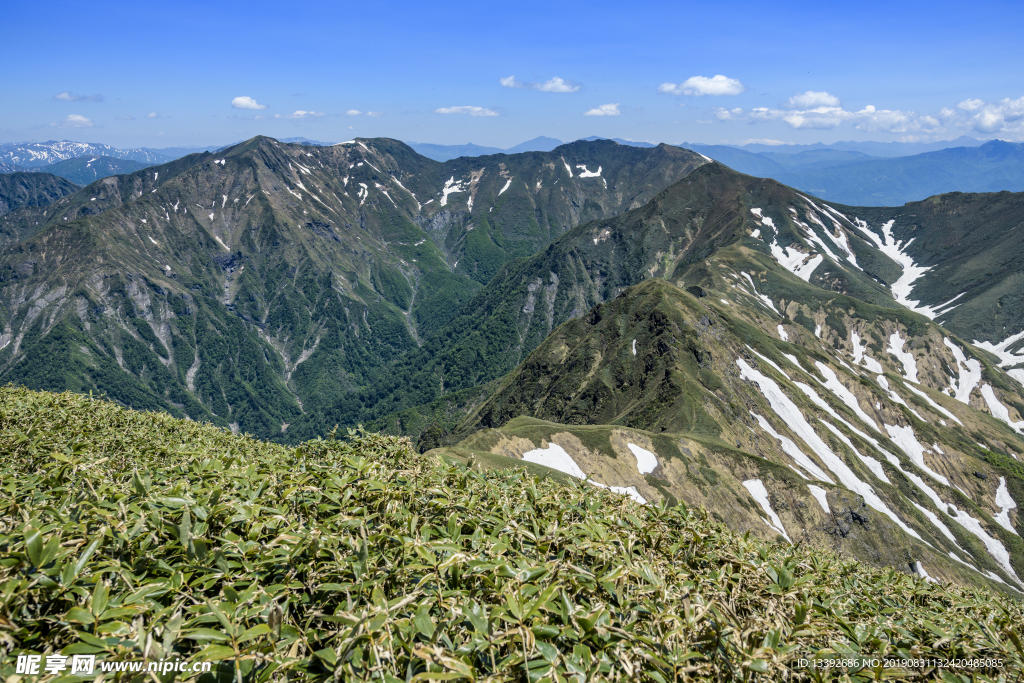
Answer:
xmin=750 ymin=413 xmax=831 ymax=482
xmin=627 ymin=443 xmax=658 ymax=474
xmin=995 ymin=477 xmax=1019 ymax=534
xmin=850 ymin=332 xmax=884 ymax=373
xmin=808 ymin=485 xmax=830 ymax=513
xmin=820 ymin=421 xmax=890 ymax=484
xmin=944 ymin=338 xmax=982 ymax=403
xmin=440 ymin=176 xmax=466 ymax=207
xmin=738 ymin=360 xmax=923 ymax=540
xmin=980 ymin=385 xmax=1024 ymax=434
xmin=815 ymin=362 xmax=878 ymax=431
xmin=903 ymin=382 xmax=962 ymax=425
xmin=973 ymin=331 xmax=1024 ymax=389
xmin=751 ymin=208 xmax=822 ymax=282
xmin=522 ymin=444 xmax=646 ymax=504
xmin=886 ymin=332 xmax=919 ymax=383
xmin=739 ymin=272 xmax=780 ymax=315
xmin=884 ymin=424 xmax=949 ymax=486
xmin=742 ymin=479 xmax=791 ymax=543
xmin=523 ymin=443 xmax=587 ymax=478
xmin=915 ymin=562 xmax=937 ymax=583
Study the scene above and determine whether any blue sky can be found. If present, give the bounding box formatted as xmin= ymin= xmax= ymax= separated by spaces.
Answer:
xmin=4 ymin=0 xmax=1024 ymax=149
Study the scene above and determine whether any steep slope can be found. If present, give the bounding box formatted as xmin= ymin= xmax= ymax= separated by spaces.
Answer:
xmin=848 ymin=192 xmax=1024 ymax=358
xmin=347 ymin=161 xmax=901 ymax=428
xmin=31 ymin=154 xmax=156 ymax=185
xmin=0 ymin=137 xmax=706 ymax=439
xmin=439 ymin=277 xmax=1024 ymax=592
xmin=0 ymin=172 xmax=79 ymax=215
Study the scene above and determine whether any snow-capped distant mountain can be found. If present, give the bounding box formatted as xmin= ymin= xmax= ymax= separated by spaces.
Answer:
xmin=0 ymin=141 xmax=173 ymax=168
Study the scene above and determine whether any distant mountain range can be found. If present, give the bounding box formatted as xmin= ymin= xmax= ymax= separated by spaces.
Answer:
xmin=0 ymin=140 xmax=223 ymax=169
xmin=4 ymin=135 xmax=1023 ymax=206
xmin=726 ymin=135 xmax=988 ymax=157
xmin=405 ymin=136 xmax=565 ymax=161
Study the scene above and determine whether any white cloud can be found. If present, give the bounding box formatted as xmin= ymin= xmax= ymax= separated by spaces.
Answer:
xmin=784 ymin=91 xmax=841 ymax=109
xmin=500 ymin=75 xmax=581 ymax=93
xmin=231 ymin=96 xmax=267 ymax=110
xmin=147 ymin=112 xmax=158 ymax=118
xmin=957 ymin=98 xmax=986 ymax=112
xmin=711 ymin=90 xmax=1024 ymax=139
xmin=584 ymin=103 xmax=620 ymax=117
xmin=659 ymin=75 xmax=746 ymax=96
xmin=953 ymin=96 xmax=1024 ymax=134
xmin=434 ymin=106 xmax=499 ymax=117
xmin=366 ymin=111 xmax=383 ymax=117
xmin=274 ymin=110 xmax=326 ymax=119
xmin=715 ymin=100 xmax=942 ymax=134
xmin=54 ymin=91 xmax=103 ymax=102
xmin=346 ymin=109 xmax=362 ymax=116
xmin=51 ymin=114 xmax=93 ymax=128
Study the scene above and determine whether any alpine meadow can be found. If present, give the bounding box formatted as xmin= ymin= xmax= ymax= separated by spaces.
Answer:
xmin=4 ymin=0 xmax=1024 ymax=680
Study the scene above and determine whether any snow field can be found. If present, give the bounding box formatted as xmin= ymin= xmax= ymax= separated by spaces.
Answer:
xmin=915 ymin=562 xmax=937 ymax=583
xmin=994 ymin=477 xmax=1018 ymax=535
xmin=521 ymin=443 xmax=646 ymax=505
xmin=943 ymin=338 xmax=982 ymax=403
xmin=980 ymin=385 xmax=1024 ymax=434
xmin=750 ymin=413 xmax=829 ymax=482
xmin=807 ymin=485 xmax=830 ymax=513
xmin=738 ymin=272 xmax=780 ymax=314
xmin=886 ymin=332 xmax=919 ymax=383
xmin=738 ymin=360 xmax=923 ymax=540
xmin=814 ymin=362 xmax=878 ymax=430
xmin=973 ymin=331 xmax=1024 ymax=389
xmin=742 ymin=479 xmax=791 ymax=543
xmin=440 ymin=176 xmax=466 ymax=207
xmin=626 ymin=443 xmax=658 ymax=474
xmin=884 ymin=424 xmax=949 ymax=485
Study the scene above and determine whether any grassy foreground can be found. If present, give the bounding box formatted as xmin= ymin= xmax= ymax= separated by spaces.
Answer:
xmin=1 ymin=387 xmax=1022 ymax=682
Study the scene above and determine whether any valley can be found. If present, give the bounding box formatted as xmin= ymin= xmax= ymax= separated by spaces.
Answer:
xmin=1 ymin=136 xmax=1022 ymax=596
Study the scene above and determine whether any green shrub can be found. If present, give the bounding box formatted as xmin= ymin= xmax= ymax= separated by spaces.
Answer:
xmin=1 ymin=387 xmax=1022 ymax=681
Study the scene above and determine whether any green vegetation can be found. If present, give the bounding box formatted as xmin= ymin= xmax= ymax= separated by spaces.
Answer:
xmin=3 ymin=386 xmax=1024 ymax=682
xmin=30 ymin=156 xmax=156 ymax=187
xmin=0 ymin=172 xmax=79 ymax=215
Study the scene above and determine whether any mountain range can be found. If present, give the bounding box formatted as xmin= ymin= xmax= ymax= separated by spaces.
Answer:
xmin=8 ymin=136 xmax=1022 ymax=207
xmin=1 ymin=136 xmax=1022 ymax=595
